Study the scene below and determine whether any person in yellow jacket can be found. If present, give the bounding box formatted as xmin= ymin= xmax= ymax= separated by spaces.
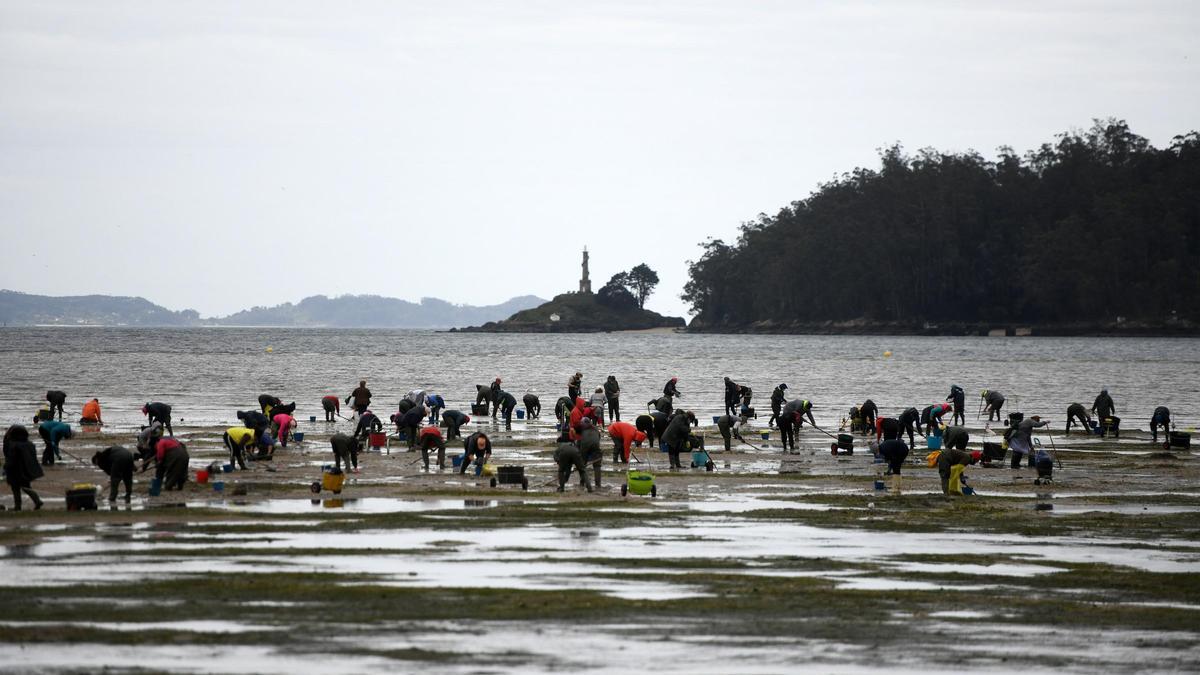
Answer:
xmin=223 ymin=426 xmax=257 ymax=470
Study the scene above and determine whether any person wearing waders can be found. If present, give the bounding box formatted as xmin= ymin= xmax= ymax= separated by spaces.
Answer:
xmin=460 ymin=432 xmax=492 ymax=475
xmin=223 ymin=426 xmax=257 ymax=470
xmin=723 ymin=377 xmax=741 ymax=416
xmin=1007 ymin=416 xmax=1047 ymax=469
xmin=604 ymin=376 xmax=621 ymax=422
xmin=768 ymin=384 xmax=788 ymax=428
xmin=937 ymin=444 xmax=978 ymax=496
xmin=398 ymin=405 xmax=427 ymax=449
xmin=942 ymin=426 xmax=970 ymax=457
xmin=37 ymin=420 xmax=72 ymax=465
xmin=567 ymin=372 xmax=583 ymax=401
xmin=663 ymin=377 xmax=682 ymax=401
xmin=92 ymin=445 xmax=135 ymax=503
xmin=946 ymin=385 xmax=966 ymax=426
xmin=981 ymin=390 xmax=1005 ymax=423
xmin=578 ymin=417 xmax=603 ymax=488
xmin=1150 ymin=406 xmax=1171 ymax=443
xmin=607 ymin=421 xmax=646 ymax=463
xmin=258 ymin=394 xmax=282 ymax=416
xmin=142 ymin=402 xmax=174 ymax=436
xmin=1092 ymin=389 xmax=1116 ymax=437
xmin=4 ymin=425 xmax=44 ymax=510
xmin=417 ymin=425 xmax=446 ymax=471
xmin=154 ymin=437 xmax=189 ymax=491
xmin=588 ymin=388 xmax=607 ymax=421
xmin=522 ymin=394 xmax=540 ymax=420
xmin=489 ymin=378 xmax=503 ymax=419
xmin=897 ymin=407 xmax=921 ymax=448
xmin=321 ymin=395 xmax=340 ymax=422
xmin=354 ymin=410 xmax=382 ymax=441
xmin=45 ymin=390 xmax=67 ymax=421
xmin=858 ymin=399 xmax=878 ymax=434
xmin=426 ymin=394 xmax=445 ymax=424
xmin=346 ymin=380 xmax=372 ymax=417
xmin=441 ymin=410 xmax=470 ymax=441
xmin=553 ymin=442 xmax=592 ymax=493
xmin=329 ymin=433 xmax=361 ymax=473
xmin=660 ymin=410 xmax=694 ymax=469
xmin=497 ymin=390 xmax=519 ymax=429
xmin=716 ymin=412 xmax=749 ymax=452
xmin=1064 ymin=403 xmax=1091 ymax=435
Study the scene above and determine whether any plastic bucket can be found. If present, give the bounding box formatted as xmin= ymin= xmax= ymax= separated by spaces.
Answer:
xmin=691 ymin=450 xmax=708 ymax=466
xmin=222 ymin=463 xmax=233 ymax=473
xmin=927 ymin=436 xmax=942 ymax=450
xmin=760 ymin=432 xmax=769 ymax=440
xmin=452 ymin=454 xmax=464 ymax=468
xmin=712 ymin=416 xmax=721 ymax=424
xmin=293 ymin=432 xmax=305 ymax=442
xmin=627 ymin=471 xmax=654 ymax=496
xmin=516 ymin=409 xmax=525 ymax=420
xmin=369 ymin=432 xmax=387 ymax=448
xmin=212 ymin=481 xmax=225 ymax=492
xmin=309 ymin=415 xmax=317 ymax=423
xmin=196 ymin=469 xmax=209 ymax=484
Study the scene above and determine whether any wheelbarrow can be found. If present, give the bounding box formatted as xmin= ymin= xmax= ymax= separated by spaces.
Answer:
xmin=489 ymin=465 xmax=529 ymax=490
xmin=310 ymin=465 xmax=345 ymax=495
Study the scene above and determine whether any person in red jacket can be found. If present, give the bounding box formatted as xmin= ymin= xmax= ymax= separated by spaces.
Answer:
xmin=321 ymin=395 xmax=340 ymax=422
xmin=607 ymin=421 xmax=647 ymax=463
xmin=417 ymin=425 xmax=445 ymax=471
xmin=568 ymin=397 xmax=601 ymax=440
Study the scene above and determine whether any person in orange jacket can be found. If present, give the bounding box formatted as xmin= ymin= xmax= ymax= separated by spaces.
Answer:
xmin=607 ymin=421 xmax=647 ymax=463
xmin=568 ymin=397 xmax=600 ymax=440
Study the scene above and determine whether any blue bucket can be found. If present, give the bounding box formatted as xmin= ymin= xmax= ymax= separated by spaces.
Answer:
xmin=712 ymin=416 xmax=721 ymax=424
xmin=212 ymin=481 xmax=225 ymax=492
xmin=148 ymin=477 xmax=162 ymax=497
xmin=293 ymin=432 xmax=305 ymax=442
xmin=927 ymin=436 xmax=942 ymax=450
xmin=691 ymin=450 xmax=708 ymax=466
xmin=517 ymin=409 xmax=525 ymax=420
xmin=222 ymin=463 xmax=233 ymax=473
xmin=452 ymin=454 xmax=464 ymax=468
xmin=659 ymin=442 xmax=668 ymax=453
xmin=760 ymin=432 xmax=769 ymax=440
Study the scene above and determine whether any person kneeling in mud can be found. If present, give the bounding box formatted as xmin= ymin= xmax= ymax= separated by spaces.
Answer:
xmin=416 ymin=425 xmax=446 ymax=471
xmin=329 ymin=433 xmax=362 ymax=473
xmin=553 ymin=442 xmax=592 ymax=493
xmin=577 ymin=417 xmax=603 ymax=488
xmin=937 ymin=437 xmax=979 ymax=496
xmin=92 ymin=445 xmax=135 ymax=503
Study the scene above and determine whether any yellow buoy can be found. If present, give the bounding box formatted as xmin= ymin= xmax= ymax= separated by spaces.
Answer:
xmin=266 ymin=346 xmax=273 ymax=353
xmin=883 ymin=350 xmax=892 ymax=358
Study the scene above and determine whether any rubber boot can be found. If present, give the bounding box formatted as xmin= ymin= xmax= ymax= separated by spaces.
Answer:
xmin=593 ymin=462 xmax=601 ymax=488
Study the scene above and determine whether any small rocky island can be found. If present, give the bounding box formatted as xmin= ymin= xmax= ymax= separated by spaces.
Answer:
xmin=455 ymin=249 xmax=686 ymax=333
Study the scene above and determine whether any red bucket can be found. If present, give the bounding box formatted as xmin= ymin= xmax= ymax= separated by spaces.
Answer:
xmin=369 ymin=432 xmax=387 ymax=448
xmin=196 ymin=469 xmax=209 ymax=484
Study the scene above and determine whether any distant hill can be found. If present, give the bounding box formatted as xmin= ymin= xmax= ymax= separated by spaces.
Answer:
xmin=0 ymin=290 xmax=200 ymax=326
xmin=0 ymin=290 xmax=546 ymax=328
xmin=214 ymin=294 xmax=546 ymax=328
xmin=458 ymin=292 xmax=686 ymax=333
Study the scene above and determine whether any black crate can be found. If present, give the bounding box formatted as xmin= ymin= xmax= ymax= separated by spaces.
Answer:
xmin=982 ymin=442 xmax=1006 ymax=461
xmin=471 ymin=404 xmax=490 ymax=416
xmin=1169 ymin=431 xmax=1191 ymax=449
xmin=66 ymin=487 xmax=98 ymax=511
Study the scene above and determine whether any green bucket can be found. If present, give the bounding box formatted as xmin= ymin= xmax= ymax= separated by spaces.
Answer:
xmin=627 ymin=470 xmax=655 ymax=496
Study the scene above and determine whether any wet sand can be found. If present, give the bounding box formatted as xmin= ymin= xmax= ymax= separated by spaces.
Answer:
xmin=1 ymin=415 xmax=1198 ymax=673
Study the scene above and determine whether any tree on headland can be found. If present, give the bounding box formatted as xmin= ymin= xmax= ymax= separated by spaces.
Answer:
xmin=597 ymin=273 xmax=637 ymax=309
xmin=681 ymin=120 xmax=1200 ymax=328
xmin=625 ymin=264 xmax=660 ymax=309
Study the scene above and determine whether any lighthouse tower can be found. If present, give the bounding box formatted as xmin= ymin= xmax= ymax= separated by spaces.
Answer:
xmin=579 ymin=247 xmax=592 ymax=294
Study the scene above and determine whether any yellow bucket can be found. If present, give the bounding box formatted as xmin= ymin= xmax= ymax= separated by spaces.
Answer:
xmin=322 ymin=469 xmax=345 ymax=494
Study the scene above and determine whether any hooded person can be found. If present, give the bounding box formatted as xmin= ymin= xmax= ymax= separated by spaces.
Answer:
xmin=92 ymin=445 xmax=135 ymax=502
xmin=577 ymin=417 xmax=604 ymax=488
xmin=1150 ymin=406 xmax=1171 ymax=443
xmin=858 ymin=399 xmax=878 ymax=432
xmin=425 ymin=393 xmax=445 ymax=423
xmin=937 ymin=445 xmax=978 ymax=495
xmin=555 ymin=396 xmax=575 ymax=422
xmin=660 ymin=410 xmax=695 ymax=469
xmin=1092 ymin=389 xmax=1117 ymax=436
xmin=237 ymin=409 xmax=270 ymax=433
xmin=273 ymin=412 xmax=296 ymax=448
xmin=652 ymin=396 xmax=674 ymax=416
xmin=553 ymin=442 xmax=591 ymax=493
xmin=496 ymin=390 xmax=518 ymax=429
xmin=568 ymin=397 xmax=599 ymax=439
xmin=489 ymin=378 xmax=503 ymax=418
xmin=925 ymin=403 xmax=952 ymax=435
xmin=258 ymin=394 xmax=282 ymax=416
xmin=440 ymin=409 xmax=470 ymax=441
xmin=877 ymin=436 xmax=909 ymax=476
xmin=778 ymin=400 xmax=815 ymax=452
xmin=897 ymin=407 xmax=921 ymax=448
xmin=142 ymin=402 xmax=174 ymax=436
xmin=946 ymin=385 xmax=966 ymax=425
xmin=45 ymin=390 xmax=67 ymax=421
xmin=4 ymin=425 xmax=44 ymax=510
xmin=37 ymin=420 xmax=72 ymax=465
xmin=768 ymin=383 xmax=788 ymax=428
xmin=154 ymin=437 xmax=190 ymax=491
xmin=399 ymin=405 xmax=428 ymax=448
xmin=523 ymin=394 xmax=541 ymax=420
xmin=723 ymin=377 xmax=740 ymax=416
xmin=635 ymin=413 xmax=660 ymax=449
xmin=663 ymin=377 xmax=681 ymax=400
xmin=354 ymin=410 xmax=383 ymax=440
xmin=607 ymin=421 xmax=646 ymax=463
xmin=136 ymin=421 xmax=164 ymax=465
xmin=603 ymin=376 xmax=621 ymax=422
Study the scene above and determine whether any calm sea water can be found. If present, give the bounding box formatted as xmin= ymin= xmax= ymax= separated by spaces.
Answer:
xmin=1 ymin=328 xmax=1197 ymax=432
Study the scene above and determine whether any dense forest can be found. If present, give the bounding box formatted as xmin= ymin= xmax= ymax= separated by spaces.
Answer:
xmin=683 ymin=120 xmax=1200 ymax=332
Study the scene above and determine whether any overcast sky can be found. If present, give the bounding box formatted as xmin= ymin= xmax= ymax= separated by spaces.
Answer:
xmin=1 ymin=0 xmax=1197 ymax=319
